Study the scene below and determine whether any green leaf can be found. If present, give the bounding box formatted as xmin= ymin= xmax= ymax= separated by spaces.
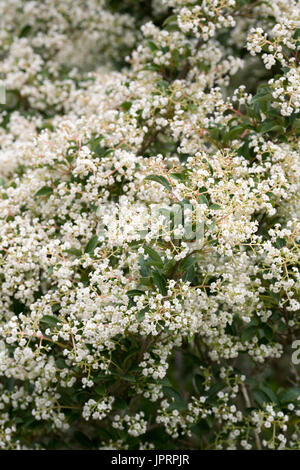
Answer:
xmin=207 ymin=381 xmax=226 ymax=399
xmin=163 ymin=387 xmax=186 ymax=411
xmin=198 ymin=194 xmax=209 ymax=205
xmin=66 ymin=247 xmax=82 ymax=257
xmin=253 ymin=389 xmax=269 ymax=407
xmin=6 ymin=377 xmax=15 ymax=392
xmin=207 ymin=218 xmax=216 ymax=232
xmin=137 ymin=307 xmax=148 ymax=322
xmin=262 ymin=324 xmax=273 ymax=341
xmin=278 ymin=388 xmax=300 ymax=404
xmin=145 ymin=175 xmax=172 ymax=191
xmin=47 ymin=266 xmax=54 ymax=275
xmin=270 ymin=291 xmax=280 ymax=302
xmin=152 ymin=271 xmax=167 ymax=296
xmin=146 ymin=40 xmax=159 ymax=52
xmin=208 ymin=127 xmax=221 ymax=140
xmin=170 ymin=171 xmax=189 ymax=182
xmin=140 ymin=276 xmax=153 ymax=287
xmin=74 ymin=432 xmax=93 ymax=449
xmin=276 ymin=237 xmax=286 ymax=249
xmin=144 ymin=246 xmax=164 ymax=268
xmin=260 ymin=120 xmax=284 ymax=134
xmin=194 ymin=374 xmax=205 ymax=395
xmin=210 ymin=203 xmax=221 ymax=210
xmin=142 ymin=64 xmax=161 ymax=72
xmin=126 ymin=289 xmax=145 ymax=297
xmin=114 ymin=398 xmax=128 ymax=410
xmin=40 ymin=315 xmax=60 ymax=328
xmin=55 ymin=358 xmax=67 ymax=369
xmin=293 ymin=28 xmax=300 ymax=40
xmin=120 ymin=101 xmax=132 ymax=112
xmin=224 ymin=125 xmax=245 ymax=141
xmin=179 ymin=255 xmax=197 ymax=273
xmin=95 ymin=385 xmax=106 ymax=396
xmin=292 ymin=118 xmax=300 ymax=130
xmin=251 ymin=86 xmax=271 ymax=104
xmin=123 ymin=375 xmax=136 ymax=383
xmin=35 ymin=186 xmax=53 ymax=197
xmin=162 ymin=14 xmax=178 ymax=27
xmin=19 ymin=24 xmax=31 ymax=38
xmin=157 ymin=80 xmax=169 ymax=92
xmin=241 ymin=326 xmax=257 ymax=343
xmin=258 ymin=383 xmax=278 ymax=404
xmin=84 ymin=235 xmax=99 ymax=254
xmin=51 ymin=303 xmax=60 ymax=313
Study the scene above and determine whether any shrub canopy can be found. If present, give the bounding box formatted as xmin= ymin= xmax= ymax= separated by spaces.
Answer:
xmin=0 ymin=0 xmax=299 ymax=450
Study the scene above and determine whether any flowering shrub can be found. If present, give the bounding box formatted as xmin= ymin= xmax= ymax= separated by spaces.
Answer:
xmin=0 ymin=0 xmax=300 ymax=450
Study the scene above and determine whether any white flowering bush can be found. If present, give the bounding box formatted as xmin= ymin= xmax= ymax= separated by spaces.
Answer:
xmin=0 ymin=0 xmax=300 ymax=450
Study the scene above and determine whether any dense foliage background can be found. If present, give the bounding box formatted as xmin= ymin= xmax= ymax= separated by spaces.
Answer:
xmin=0 ymin=0 xmax=299 ymax=450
